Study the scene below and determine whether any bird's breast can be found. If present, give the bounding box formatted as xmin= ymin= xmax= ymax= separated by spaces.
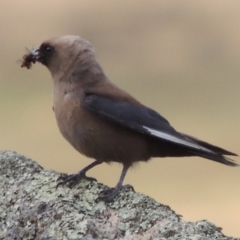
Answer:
xmin=52 ymin=83 xmax=83 ymax=143
xmin=52 ymin=83 xmax=151 ymax=164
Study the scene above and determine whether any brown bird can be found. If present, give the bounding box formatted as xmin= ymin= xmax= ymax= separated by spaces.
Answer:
xmin=22 ymin=35 xmax=238 ymax=202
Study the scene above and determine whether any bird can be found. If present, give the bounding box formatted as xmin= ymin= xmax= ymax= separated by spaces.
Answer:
xmin=21 ymin=35 xmax=238 ymax=202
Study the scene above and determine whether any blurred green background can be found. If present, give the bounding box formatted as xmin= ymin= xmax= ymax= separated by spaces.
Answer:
xmin=1 ymin=0 xmax=240 ymax=237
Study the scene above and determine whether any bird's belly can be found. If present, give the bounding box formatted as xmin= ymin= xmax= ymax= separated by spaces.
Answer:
xmin=74 ymin=120 xmax=151 ymax=164
xmin=53 ymin=88 xmax=150 ymax=164
xmin=56 ymin=106 xmax=150 ymax=164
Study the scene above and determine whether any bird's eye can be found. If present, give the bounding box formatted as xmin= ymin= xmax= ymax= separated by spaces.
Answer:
xmin=46 ymin=47 xmax=52 ymax=53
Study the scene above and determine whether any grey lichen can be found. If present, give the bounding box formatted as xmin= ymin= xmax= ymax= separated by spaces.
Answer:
xmin=0 ymin=150 xmax=238 ymax=240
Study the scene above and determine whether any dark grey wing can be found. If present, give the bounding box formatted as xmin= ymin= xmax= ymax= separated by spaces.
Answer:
xmin=83 ymin=94 xmax=214 ymax=153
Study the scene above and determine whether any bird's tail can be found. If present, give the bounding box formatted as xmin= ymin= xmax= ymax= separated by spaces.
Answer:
xmin=189 ymin=149 xmax=239 ymax=166
xmin=184 ymin=134 xmax=239 ymax=167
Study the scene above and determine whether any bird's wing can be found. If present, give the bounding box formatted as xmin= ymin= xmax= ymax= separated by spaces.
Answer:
xmin=83 ymin=93 xmax=214 ymax=153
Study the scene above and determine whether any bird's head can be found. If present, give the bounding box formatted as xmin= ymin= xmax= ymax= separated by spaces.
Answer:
xmin=21 ymin=35 xmax=96 ymax=78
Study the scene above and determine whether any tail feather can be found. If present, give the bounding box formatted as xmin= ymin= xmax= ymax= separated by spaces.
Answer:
xmin=182 ymin=133 xmax=239 ymax=166
xmin=189 ymin=149 xmax=239 ymax=167
xmin=184 ymin=134 xmax=238 ymax=156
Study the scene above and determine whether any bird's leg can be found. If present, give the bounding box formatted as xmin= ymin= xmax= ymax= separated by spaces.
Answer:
xmin=99 ymin=164 xmax=133 ymax=202
xmin=56 ymin=160 xmax=102 ymax=188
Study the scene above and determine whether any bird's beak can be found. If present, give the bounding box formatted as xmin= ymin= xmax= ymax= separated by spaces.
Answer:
xmin=31 ymin=48 xmax=39 ymax=57
xmin=33 ymin=48 xmax=45 ymax=64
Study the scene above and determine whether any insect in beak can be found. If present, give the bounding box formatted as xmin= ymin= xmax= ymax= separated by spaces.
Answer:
xmin=20 ymin=48 xmax=39 ymax=69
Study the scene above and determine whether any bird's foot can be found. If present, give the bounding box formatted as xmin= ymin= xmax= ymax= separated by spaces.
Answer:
xmin=99 ymin=184 xmax=134 ymax=202
xmin=56 ymin=171 xmax=97 ymax=188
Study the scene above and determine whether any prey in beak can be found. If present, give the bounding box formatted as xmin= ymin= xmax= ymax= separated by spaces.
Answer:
xmin=20 ymin=48 xmax=39 ymax=69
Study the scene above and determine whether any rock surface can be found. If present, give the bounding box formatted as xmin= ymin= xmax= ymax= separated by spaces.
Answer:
xmin=0 ymin=150 xmax=238 ymax=240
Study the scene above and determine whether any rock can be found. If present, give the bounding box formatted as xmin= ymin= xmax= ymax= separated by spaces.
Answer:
xmin=0 ymin=150 xmax=238 ymax=240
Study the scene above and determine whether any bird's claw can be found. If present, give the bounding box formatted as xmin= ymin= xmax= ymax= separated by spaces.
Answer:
xmin=98 ymin=184 xmax=134 ymax=202
xmin=56 ymin=172 xmax=97 ymax=188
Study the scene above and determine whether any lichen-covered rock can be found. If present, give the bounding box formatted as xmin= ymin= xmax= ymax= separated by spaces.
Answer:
xmin=0 ymin=151 xmax=238 ymax=240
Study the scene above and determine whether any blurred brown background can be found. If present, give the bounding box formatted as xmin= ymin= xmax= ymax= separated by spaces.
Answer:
xmin=1 ymin=0 xmax=240 ymax=237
